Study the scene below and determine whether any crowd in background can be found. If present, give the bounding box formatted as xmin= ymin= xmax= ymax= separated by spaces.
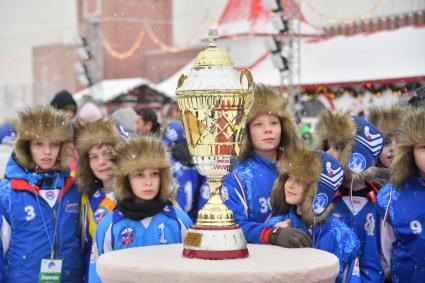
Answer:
xmin=0 ymin=84 xmax=424 ymax=283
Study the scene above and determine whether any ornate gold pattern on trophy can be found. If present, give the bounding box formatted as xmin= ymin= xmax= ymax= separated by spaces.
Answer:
xmin=177 ymin=27 xmax=253 ymax=259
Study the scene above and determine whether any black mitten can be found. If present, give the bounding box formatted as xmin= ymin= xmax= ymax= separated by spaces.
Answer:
xmin=172 ymin=142 xmax=194 ymax=167
xmin=268 ymin=227 xmax=312 ymax=248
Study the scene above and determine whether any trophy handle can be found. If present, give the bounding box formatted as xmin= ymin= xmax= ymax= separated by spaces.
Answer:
xmin=177 ymin=74 xmax=187 ymax=89
xmin=240 ymin=69 xmax=254 ymax=90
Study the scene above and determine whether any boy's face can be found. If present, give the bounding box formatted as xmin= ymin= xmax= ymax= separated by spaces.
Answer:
xmin=413 ymin=142 xmax=425 ymax=180
xmin=325 ymin=140 xmax=343 ymax=161
xmin=89 ymin=144 xmax=114 ymax=182
xmin=129 ymin=168 xmax=161 ymax=201
xmin=379 ymin=136 xmax=396 ymax=168
xmin=62 ymin=109 xmax=76 ymax=119
xmin=284 ymin=174 xmax=306 ymax=206
xmin=249 ymin=114 xmax=281 ymax=157
xmin=30 ymin=138 xmax=61 ymax=170
xmin=136 ymin=116 xmax=152 ymax=134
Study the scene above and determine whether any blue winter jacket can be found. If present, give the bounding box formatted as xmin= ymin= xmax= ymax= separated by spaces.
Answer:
xmin=170 ymin=155 xmax=204 ymax=221
xmin=223 ymin=153 xmax=277 ymax=243
xmin=0 ymin=156 xmax=82 ymax=283
xmin=268 ymin=208 xmax=361 ymax=283
xmin=89 ymin=204 xmax=192 ymax=283
xmin=377 ymin=178 xmax=425 ymax=283
xmin=333 ymin=197 xmax=385 ymax=282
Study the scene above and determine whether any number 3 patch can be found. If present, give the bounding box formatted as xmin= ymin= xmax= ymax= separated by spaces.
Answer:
xmin=24 ymin=205 xmax=36 ymax=221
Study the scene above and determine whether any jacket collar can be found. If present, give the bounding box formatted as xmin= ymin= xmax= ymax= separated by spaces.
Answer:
xmin=6 ymin=155 xmax=73 ymax=198
xmin=250 ymin=152 xmax=277 ymax=170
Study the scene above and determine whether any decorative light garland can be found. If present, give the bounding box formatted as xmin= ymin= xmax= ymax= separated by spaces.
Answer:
xmin=301 ymin=81 xmax=422 ymax=101
xmin=100 ymin=31 xmax=145 ymax=60
xmin=100 ymin=16 xmax=214 ymax=59
xmin=304 ymin=0 xmax=387 ymax=25
xmin=142 ymin=16 xmax=213 ymax=53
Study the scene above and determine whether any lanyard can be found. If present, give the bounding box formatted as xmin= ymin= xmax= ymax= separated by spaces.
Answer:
xmin=31 ymin=175 xmax=64 ymax=260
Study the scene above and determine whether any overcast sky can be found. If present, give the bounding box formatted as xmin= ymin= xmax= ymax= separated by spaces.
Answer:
xmin=0 ymin=0 xmax=424 ymax=86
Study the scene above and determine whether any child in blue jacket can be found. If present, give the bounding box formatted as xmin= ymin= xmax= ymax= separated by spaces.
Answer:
xmin=377 ymin=108 xmax=425 ymax=282
xmin=0 ymin=106 xmax=82 ymax=282
xmin=89 ymin=136 xmax=192 ymax=282
xmin=316 ymin=111 xmax=385 ymax=283
xmin=222 ymin=84 xmax=310 ymax=248
xmin=75 ymin=117 xmax=120 ymax=280
xmin=162 ymin=121 xmax=205 ymax=221
xmin=267 ymin=145 xmax=360 ymax=283
xmin=367 ymin=105 xmax=405 ymax=170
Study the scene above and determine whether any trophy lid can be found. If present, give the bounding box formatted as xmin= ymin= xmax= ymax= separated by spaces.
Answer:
xmin=176 ymin=27 xmax=249 ymax=92
xmin=193 ymin=28 xmax=233 ymax=67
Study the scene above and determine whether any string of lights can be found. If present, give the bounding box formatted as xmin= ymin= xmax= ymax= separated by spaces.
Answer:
xmin=100 ymin=16 xmax=214 ymax=58
xmin=142 ymin=16 xmax=214 ymax=53
xmin=304 ymin=0 xmax=387 ymax=25
xmin=301 ymin=81 xmax=422 ymax=100
xmin=100 ymin=31 xmax=145 ymax=60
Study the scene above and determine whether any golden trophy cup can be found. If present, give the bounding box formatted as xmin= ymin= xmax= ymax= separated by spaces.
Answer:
xmin=176 ymin=27 xmax=254 ymax=259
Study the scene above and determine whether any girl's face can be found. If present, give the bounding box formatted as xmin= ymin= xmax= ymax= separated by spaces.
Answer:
xmin=129 ymin=168 xmax=161 ymax=201
xmin=413 ymin=142 xmax=425 ymax=180
xmin=284 ymin=174 xmax=306 ymax=206
xmin=30 ymin=138 xmax=61 ymax=170
xmin=89 ymin=144 xmax=114 ymax=183
xmin=379 ymin=136 xmax=396 ymax=168
xmin=325 ymin=140 xmax=343 ymax=161
xmin=249 ymin=114 xmax=281 ymax=160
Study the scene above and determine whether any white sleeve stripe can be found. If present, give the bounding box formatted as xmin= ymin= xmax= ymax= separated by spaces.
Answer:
xmin=103 ymin=223 xmax=113 ymax=253
xmin=178 ymin=219 xmax=188 ymax=240
xmin=234 ymin=189 xmax=248 ymax=217
xmin=1 ymin=216 xmax=11 ymax=256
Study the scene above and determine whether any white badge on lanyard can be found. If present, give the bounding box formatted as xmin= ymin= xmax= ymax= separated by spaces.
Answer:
xmin=38 ymin=258 xmax=63 ymax=283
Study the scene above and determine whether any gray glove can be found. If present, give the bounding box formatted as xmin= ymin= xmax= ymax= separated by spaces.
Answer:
xmin=268 ymin=227 xmax=312 ymax=248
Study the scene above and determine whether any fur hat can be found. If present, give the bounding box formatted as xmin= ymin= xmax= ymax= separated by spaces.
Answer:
xmin=390 ymin=108 xmax=425 ymax=188
xmin=271 ymin=145 xmax=344 ymax=225
xmin=316 ymin=111 xmax=384 ymax=181
xmin=239 ymin=84 xmax=300 ymax=161
xmin=367 ymin=105 xmax=405 ymax=139
xmin=14 ymin=106 xmax=73 ymax=171
xmin=113 ymin=136 xmax=173 ymax=203
xmin=75 ymin=118 xmax=120 ymax=194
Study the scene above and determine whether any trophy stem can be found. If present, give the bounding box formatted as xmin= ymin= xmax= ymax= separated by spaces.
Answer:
xmin=207 ymin=178 xmax=222 ymax=198
xmin=195 ymin=178 xmax=236 ymax=227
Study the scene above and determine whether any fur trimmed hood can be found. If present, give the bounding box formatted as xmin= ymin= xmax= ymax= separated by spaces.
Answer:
xmin=367 ymin=105 xmax=405 ymax=139
xmin=315 ymin=110 xmax=355 ymax=171
xmin=75 ymin=118 xmax=120 ymax=194
xmin=316 ymin=111 xmax=384 ymax=184
xmin=239 ymin=84 xmax=300 ymax=161
xmin=390 ymin=108 xmax=425 ymax=188
xmin=271 ymin=145 xmax=344 ymax=225
xmin=112 ymin=136 xmax=173 ymax=203
xmin=14 ymin=106 xmax=73 ymax=171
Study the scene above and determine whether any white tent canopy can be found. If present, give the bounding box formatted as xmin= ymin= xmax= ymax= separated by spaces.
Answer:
xmin=300 ymin=26 xmax=425 ymax=85
xmin=74 ymin=77 xmax=168 ymax=103
xmin=158 ymin=26 xmax=425 ymax=97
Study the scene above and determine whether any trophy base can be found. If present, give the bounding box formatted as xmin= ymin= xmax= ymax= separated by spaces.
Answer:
xmin=182 ymin=225 xmax=249 ymax=260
